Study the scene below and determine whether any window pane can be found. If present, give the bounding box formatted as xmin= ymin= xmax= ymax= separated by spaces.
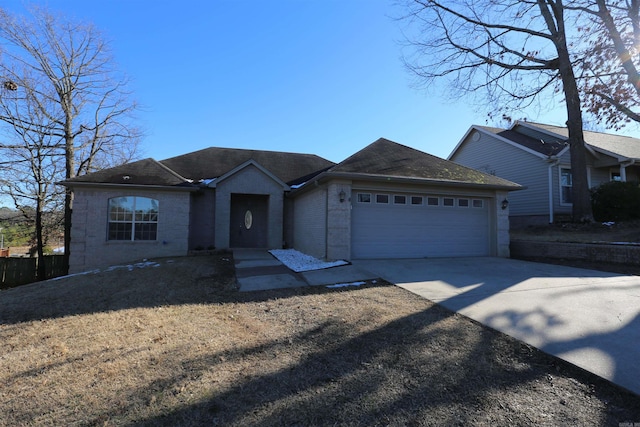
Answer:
xmin=458 ymin=199 xmax=469 ymax=207
xmin=357 ymin=193 xmax=371 ymax=203
xmin=394 ymin=195 xmax=406 ymax=204
xmin=561 ymin=169 xmax=572 ymax=186
xmin=109 ymin=197 xmax=133 ymax=221
xmin=134 ymin=223 xmax=157 ymax=241
xmin=472 ymin=199 xmax=483 ymax=208
xmin=108 ymin=222 xmax=132 ymax=240
xmin=427 ymin=197 xmax=439 ymax=206
xmin=443 ymin=198 xmax=454 ymax=206
xmin=376 ymin=194 xmax=389 ymax=203
xmin=411 ymin=196 xmax=423 ymax=205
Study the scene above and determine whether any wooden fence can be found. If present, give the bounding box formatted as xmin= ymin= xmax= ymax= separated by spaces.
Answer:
xmin=0 ymin=255 xmax=67 ymax=289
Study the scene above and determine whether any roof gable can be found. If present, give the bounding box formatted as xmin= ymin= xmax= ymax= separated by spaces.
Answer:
xmin=329 ymin=138 xmax=520 ymax=188
xmin=209 ymin=160 xmax=289 ymax=190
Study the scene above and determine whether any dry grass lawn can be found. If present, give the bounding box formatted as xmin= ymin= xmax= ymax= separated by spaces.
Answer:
xmin=1 ymin=253 xmax=640 ymax=426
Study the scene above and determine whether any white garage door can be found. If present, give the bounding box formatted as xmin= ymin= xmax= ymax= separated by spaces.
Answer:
xmin=351 ymin=191 xmax=491 ymax=259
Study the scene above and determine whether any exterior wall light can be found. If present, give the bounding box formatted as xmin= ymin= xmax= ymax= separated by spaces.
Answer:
xmin=339 ymin=189 xmax=346 ymax=203
xmin=501 ymin=199 xmax=509 ymax=210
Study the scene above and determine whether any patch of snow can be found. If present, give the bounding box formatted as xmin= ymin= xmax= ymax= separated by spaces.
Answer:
xmin=49 ymin=269 xmax=100 ymax=281
xmin=105 ymin=261 xmax=161 ymax=272
xmin=326 ymin=281 xmax=366 ymax=289
xmin=269 ymin=249 xmax=348 ymax=272
xmin=290 ymin=182 xmax=306 ymax=189
xmin=603 ymin=221 xmax=615 ymax=227
xmin=48 ymin=260 xmax=161 ymax=281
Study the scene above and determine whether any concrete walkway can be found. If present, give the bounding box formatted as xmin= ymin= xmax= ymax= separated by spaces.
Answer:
xmin=233 ymin=249 xmax=378 ymax=292
xmin=352 ymin=257 xmax=640 ymax=396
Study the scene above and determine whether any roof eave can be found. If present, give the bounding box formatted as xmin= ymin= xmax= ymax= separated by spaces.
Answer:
xmin=289 ymin=171 xmax=523 ymax=196
xmin=57 ymin=181 xmax=199 ymax=192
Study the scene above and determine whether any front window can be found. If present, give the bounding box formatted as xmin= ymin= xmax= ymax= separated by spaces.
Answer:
xmin=560 ymin=168 xmax=572 ymax=204
xmin=108 ymin=197 xmax=158 ymax=241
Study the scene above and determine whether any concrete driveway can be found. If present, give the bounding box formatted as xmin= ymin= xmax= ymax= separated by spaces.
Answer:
xmin=352 ymin=257 xmax=640 ymax=396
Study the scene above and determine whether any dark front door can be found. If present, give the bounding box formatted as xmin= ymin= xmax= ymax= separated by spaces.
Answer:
xmin=230 ymin=194 xmax=268 ymax=248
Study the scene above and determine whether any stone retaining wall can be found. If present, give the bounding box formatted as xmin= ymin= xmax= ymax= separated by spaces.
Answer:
xmin=510 ymin=240 xmax=640 ymax=266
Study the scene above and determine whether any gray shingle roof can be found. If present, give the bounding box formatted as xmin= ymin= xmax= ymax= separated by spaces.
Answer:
xmin=527 ymin=122 xmax=640 ymax=160
xmin=328 ymin=138 xmax=521 ymax=188
xmin=63 ymin=158 xmax=191 ymax=186
xmin=160 ymin=147 xmax=335 ymax=184
xmin=478 ymin=126 xmax=567 ymax=156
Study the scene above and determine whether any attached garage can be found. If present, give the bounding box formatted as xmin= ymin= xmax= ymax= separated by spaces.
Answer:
xmin=351 ymin=191 xmax=491 ymax=259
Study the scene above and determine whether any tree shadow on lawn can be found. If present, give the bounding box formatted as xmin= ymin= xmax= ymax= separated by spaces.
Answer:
xmin=114 ymin=301 xmax=640 ymax=426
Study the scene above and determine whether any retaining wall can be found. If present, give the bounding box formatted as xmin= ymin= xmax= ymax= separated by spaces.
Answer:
xmin=510 ymin=240 xmax=640 ymax=266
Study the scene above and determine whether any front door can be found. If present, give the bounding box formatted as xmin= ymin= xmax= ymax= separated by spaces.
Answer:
xmin=230 ymin=194 xmax=268 ymax=248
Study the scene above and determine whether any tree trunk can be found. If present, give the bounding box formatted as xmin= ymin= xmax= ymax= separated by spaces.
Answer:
xmin=35 ymin=194 xmax=46 ymax=281
xmin=550 ymin=3 xmax=594 ymax=222
xmin=63 ymin=130 xmax=74 ymax=275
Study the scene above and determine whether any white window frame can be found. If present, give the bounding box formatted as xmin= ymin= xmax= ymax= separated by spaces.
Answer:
xmin=410 ymin=196 xmax=423 ymax=206
xmin=559 ymin=166 xmax=573 ymax=206
xmin=376 ymin=194 xmax=389 ymax=204
xmin=357 ymin=193 xmax=371 ymax=203
xmin=108 ymin=196 xmax=159 ymax=241
xmin=393 ymin=195 xmax=407 ymax=205
xmin=427 ymin=196 xmax=439 ymax=206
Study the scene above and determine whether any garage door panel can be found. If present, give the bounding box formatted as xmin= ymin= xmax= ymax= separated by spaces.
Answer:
xmin=352 ymin=192 xmax=491 ymax=259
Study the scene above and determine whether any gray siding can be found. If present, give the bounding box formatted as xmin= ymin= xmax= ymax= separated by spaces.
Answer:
xmin=292 ymin=187 xmax=327 ymax=259
xmin=451 ymin=130 xmax=548 ymax=216
xmin=69 ymin=187 xmax=191 ymax=273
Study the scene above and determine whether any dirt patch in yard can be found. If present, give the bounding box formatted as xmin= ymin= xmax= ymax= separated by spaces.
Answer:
xmin=1 ymin=253 xmax=639 ymax=426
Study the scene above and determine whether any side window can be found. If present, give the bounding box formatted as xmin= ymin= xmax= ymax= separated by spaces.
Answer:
xmin=108 ymin=197 xmax=159 ymax=241
xmin=560 ymin=168 xmax=572 ymax=204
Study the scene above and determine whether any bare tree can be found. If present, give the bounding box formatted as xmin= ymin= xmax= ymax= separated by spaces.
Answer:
xmin=0 ymin=6 xmax=142 ymax=271
xmin=572 ymin=0 xmax=640 ymax=128
xmin=0 ymin=77 xmax=64 ymax=279
xmin=401 ymin=0 xmax=593 ymax=222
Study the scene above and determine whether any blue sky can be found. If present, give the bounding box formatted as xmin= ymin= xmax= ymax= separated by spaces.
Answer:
xmin=6 ymin=0 xmax=640 ymax=164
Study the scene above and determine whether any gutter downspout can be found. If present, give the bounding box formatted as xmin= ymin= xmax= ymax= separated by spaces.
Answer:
xmin=620 ymin=159 xmax=636 ymax=182
xmin=547 ymin=157 xmax=560 ymax=224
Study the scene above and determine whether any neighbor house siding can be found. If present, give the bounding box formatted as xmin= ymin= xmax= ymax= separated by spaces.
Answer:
xmin=451 ymin=130 xmax=549 ymax=216
xmin=214 ymin=164 xmax=284 ymax=249
xmin=292 ymin=186 xmax=327 ymax=259
xmin=69 ymin=187 xmax=191 ymax=273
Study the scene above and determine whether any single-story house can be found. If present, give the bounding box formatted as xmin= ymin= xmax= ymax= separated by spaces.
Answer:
xmin=61 ymin=138 xmax=522 ymax=273
xmin=448 ymin=121 xmax=640 ymax=226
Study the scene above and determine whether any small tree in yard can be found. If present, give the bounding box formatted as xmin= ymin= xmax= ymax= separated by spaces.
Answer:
xmin=0 ymin=6 xmax=142 ymax=273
